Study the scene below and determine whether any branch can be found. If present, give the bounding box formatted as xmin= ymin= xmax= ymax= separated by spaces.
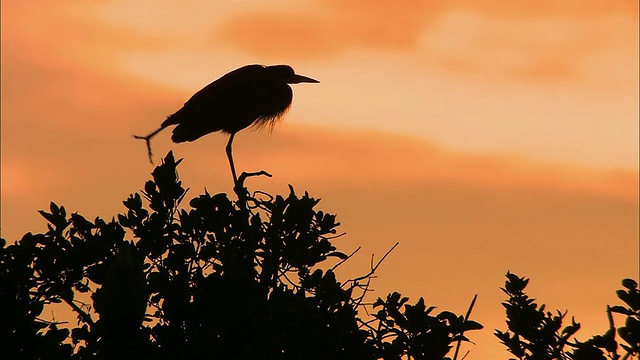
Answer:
xmin=349 ymin=242 xmax=399 ymax=283
xmin=61 ymin=295 xmax=95 ymax=327
xmin=234 ymin=170 xmax=272 ymax=213
xmin=35 ymin=267 xmax=95 ymax=328
xmin=605 ymin=305 xmax=621 ymax=360
xmin=325 ymin=232 xmax=347 ymax=241
xmin=352 ymin=277 xmax=372 ymax=308
xmin=234 ymin=170 xmax=272 ymax=195
xmin=453 ymin=294 xmax=478 ymax=360
xmin=331 ymin=246 xmax=361 ymax=272
xmin=34 ymin=316 xmax=68 ymax=327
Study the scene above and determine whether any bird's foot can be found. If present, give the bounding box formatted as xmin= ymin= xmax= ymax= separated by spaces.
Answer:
xmin=133 ymin=134 xmax=154 ymax=163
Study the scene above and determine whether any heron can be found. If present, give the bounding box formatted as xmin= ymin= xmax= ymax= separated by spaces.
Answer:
xmin=134 ymin=64 xmax=319 ymax=184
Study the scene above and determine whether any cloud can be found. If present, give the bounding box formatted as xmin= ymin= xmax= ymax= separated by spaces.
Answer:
xmin=215 ymin=0 xmax=638 ymax=83
xmin=2 ymin=5 xmax=636 ymax=359
xmin=214 ymin=0 xmax=444 ymax=59
xmin=456 ymin=0 xmax=638 ymax=19
xmin=229 ymin=126 xmax=639 ymax=202
xmin=2 ymin=18 xmax=179 ymax=136
xmin=3 ymin=0 xmax=636 ymax=206
xmin=2 ymin=1 xmax=169 ymax=70
xmin=1 ymin=2 xmax=184 ymax=241
xmin=426 ymin=2 xmax=637 ymax=82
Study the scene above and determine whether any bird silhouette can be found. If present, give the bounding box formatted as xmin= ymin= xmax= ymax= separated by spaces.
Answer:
xmin=134 ymin=64 xmax=319 ymax=183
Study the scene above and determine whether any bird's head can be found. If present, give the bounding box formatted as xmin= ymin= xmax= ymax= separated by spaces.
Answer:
xmin=266 ymin=65 xmax=319 ymax=84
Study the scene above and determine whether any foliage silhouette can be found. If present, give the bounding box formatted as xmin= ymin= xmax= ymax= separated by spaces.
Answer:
xmin=496 ymin=272 xmax=639 ymax=360
xmin=1 ymin=152 xmax=482 ymax=360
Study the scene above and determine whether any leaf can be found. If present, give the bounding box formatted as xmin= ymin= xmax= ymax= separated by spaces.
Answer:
xmin=70 ymin=213 xmax=94 ymax=234
xmin=326 ymin=251 xmax=348 ymax=260
xmin=609 ymin=305 xmax=633 ymax=315
xmin=621 ymin=278 xmax=638 ymax=290
xmin=117 ymin=214 xmax=129 ymax=227
xmin=437 ymin=311 xmax=457 ymax=321
xmin=39 ymin=210 xmax=56 ymax=225
xmin=464 ymin=320 xmax=484 ymax=331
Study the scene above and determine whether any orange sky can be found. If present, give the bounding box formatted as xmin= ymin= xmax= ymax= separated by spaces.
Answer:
xmin=1 ymin=1 xmax=638 ymax=358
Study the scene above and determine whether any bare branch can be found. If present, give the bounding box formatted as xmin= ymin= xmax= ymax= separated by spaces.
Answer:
xmin=61 ymin=295 xmax=95 ymax=327
xmin=453 ymin=294 xmax=478 ymax=360
xmin=349 ymin=242 xmax=399 ymax=284
xmin=331 ymin=246 xmax=361 ymax=272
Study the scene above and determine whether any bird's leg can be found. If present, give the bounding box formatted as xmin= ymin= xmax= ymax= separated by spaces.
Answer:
xmin=133 ymin=126 xmax=166 ymax=163
xmin=226 ymin=133 xmax=238 ymax=185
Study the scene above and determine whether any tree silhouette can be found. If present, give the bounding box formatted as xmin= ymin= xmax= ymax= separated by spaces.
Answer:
xmin=496 ymin=272 xmax=639 ymax=360
xmin=1 ymin=152 xmax=482 ymax=360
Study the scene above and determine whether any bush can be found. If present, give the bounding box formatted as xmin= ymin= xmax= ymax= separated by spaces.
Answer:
xmin=496 ymin=272 xmax=639 ymax=360
xmin=1 ymin=152 xmax=481 ymax=360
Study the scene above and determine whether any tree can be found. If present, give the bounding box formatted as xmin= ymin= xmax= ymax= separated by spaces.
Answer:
xmin=496 ymin=272 xmax=639 ymax=360
xmin=1 ymin=152 xmax=482 ymax=360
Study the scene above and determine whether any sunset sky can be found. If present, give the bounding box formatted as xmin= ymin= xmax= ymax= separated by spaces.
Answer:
xmin=1 ymin=1 xmax=638 ymax=358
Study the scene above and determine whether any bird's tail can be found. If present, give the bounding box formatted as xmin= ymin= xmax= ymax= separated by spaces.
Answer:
xmin=133 ymin=125 xmax=168 ymax=163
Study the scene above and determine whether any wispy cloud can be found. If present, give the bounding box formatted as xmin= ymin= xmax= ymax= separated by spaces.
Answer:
xmin=233 ymin=126 xmax=639 ymax=202
xmin=214 ymin=0 xmax=443 ymax=58
xmin=215 ymin=0 xmax=638 ymax=83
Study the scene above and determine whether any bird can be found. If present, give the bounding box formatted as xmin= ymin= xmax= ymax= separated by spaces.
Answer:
xmin=134 ymin=64 xmax=319 ymax=184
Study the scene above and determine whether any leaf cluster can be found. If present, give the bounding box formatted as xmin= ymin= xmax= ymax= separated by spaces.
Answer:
xmin=1 ymin=152 xmax=481 ymax=360
xmin=496 ymin=272 xmax=639 ymax=360
xmin=365 ymin=292 xmax=482 ymax=360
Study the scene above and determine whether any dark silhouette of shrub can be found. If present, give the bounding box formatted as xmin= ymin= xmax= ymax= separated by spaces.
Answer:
xmin=1 ymin=152 xmax=482 ymax=360
xmin=496 ymin=272 xmax=639 ymax=360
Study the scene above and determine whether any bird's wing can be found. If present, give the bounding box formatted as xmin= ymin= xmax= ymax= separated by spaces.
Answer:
xmin=166 ymin=66 xmax=273 ymax=141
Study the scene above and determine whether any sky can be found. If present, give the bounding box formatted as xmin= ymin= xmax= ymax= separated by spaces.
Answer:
xmin=1 ymin=0 xmax=638 ymax=358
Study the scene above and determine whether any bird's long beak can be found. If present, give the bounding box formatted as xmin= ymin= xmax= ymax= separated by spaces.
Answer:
xmin=287 ymin=74 xmax=319 ymax=84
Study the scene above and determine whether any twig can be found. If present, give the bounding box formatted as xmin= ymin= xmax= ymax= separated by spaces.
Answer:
xmin=325 ymin=232 xmax=347 ymax=241
xmin=247 ymin=190 xmax=275 ymax=210
xmin=344 ymin=243 xmax=399 ymax=309
xmin=453 ymin=294 xmax=478 ymax=360
xmin=61 ymin=295 xmax=95 ymax=327
xmin=606 ymin=305 xmax=616 ymax=331
xmin=349 ymin=242 xmax=399 ymax=283
xmin=280 ymin=270 xmax=302 ymax=290
xmin=351 ymin=278 xmax=372 ymax=308
xmin=605 ymin=306 xmax=621 ymax=360
xmin=233 ymin=170 xmax=272 ymax=214
xmin=34 ymin=316 xmax=68 ymax=327
xmin=357 ymin=317 xmax=379 ymax=333
xmin=460 ymin=350 xmax=471 ymax=360
xmin=35 ymin=267 xmax=95 ymax=328
xmin=234 ymin=171 xmax=272 ymax=200
xmin=331 ymin=246 xmax=361 ymax=272
xmin=239 ymin=170 xmax=272 ymax=181
xmin=251 ymin=190 xmax=274 ymax=202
